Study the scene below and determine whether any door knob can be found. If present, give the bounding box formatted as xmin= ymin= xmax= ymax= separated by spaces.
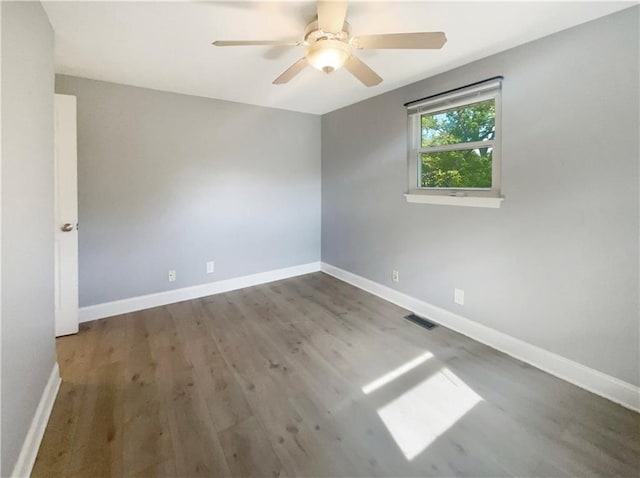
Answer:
xmin=61 ymin=223 xmax=74 ymax=232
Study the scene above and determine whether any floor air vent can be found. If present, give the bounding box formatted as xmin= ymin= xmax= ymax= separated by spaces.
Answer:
xmin=404 ymin=313 xmax=437 ymax=330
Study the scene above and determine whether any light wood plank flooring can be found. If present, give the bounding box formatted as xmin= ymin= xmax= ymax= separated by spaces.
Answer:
xmin=34 ymin=272 xmax=639 ymax=477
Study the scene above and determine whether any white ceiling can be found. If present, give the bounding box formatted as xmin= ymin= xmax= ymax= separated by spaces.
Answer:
xmin=42 ymin=1 xmax=633 ymax=115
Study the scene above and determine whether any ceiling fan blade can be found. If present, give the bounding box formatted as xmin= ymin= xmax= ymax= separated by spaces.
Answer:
xmin=273 ymin=58 xmax=308 ymax=84
xmin=344 ymin=55 xmax=382 ymax=87
xmin=212 ymin=40 xmax=301 ymax=47
xmin=317 ymin=0 xmax=349 ymax=33
xmin=353 ymin=32 xmax=447 ymax=50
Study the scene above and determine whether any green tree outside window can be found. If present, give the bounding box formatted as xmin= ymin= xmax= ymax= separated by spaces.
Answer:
xmin=420 ymin=100 xmax=495 ymax=188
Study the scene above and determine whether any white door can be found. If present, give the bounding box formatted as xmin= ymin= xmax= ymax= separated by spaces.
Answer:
xmin=54 ymin=94 xmax=79 ymax=337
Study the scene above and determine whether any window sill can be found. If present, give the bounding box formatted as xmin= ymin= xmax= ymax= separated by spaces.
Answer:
xmin=404 ymin=193 xmax=503 ymax=208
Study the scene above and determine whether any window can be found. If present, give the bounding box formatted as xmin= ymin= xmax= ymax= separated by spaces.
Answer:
xmin=405 ymin=78 xmax=503 ymax=208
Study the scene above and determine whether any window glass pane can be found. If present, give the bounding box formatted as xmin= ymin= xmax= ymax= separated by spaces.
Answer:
xmin=421 ymin=100 xmax=495 ymax=147
xmin=420 ymin=148 xmax=492 ymax=188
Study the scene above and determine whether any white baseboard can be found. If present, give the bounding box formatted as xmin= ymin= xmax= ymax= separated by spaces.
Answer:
xmin=11 ymin=363 xmax=61 ymax=478
xmin=79 ymin=262 xmax=321 ymax=323
xmin=321 ymin=262 xmax=640 ymax=412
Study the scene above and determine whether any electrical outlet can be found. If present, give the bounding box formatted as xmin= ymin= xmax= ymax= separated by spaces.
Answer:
xmin=206 ymin=261 xmax=215 ymax=274
xmin=168 ymin=270 xmax=176 ymax=282
xmin=392 ymin=270 xmax=399 ymax=283
xmin=454 ymin=288 xmax=464 ymax=305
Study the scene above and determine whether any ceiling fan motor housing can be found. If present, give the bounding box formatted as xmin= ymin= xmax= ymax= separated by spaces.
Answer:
xmin=304 ymin=19 xmax=351 ymax=43
xmin=303 ymin=20 xmax=353 ymax=73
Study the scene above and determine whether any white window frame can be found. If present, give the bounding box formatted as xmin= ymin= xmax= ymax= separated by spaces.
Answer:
xmin=405 ymin=79 xmax=503 ymax=208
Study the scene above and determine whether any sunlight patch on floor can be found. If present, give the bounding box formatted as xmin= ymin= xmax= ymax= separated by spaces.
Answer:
xmin=377 ymin=367 xmax=482 ymax=460
xmin=362 ymin=351 xmax=434 ymax=395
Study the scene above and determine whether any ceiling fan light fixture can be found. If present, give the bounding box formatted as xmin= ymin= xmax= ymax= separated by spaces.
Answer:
xmin=306 ymin=39 xmax=352 ymax=74
xmin=214 ymin=1 xmax=448 ymax=87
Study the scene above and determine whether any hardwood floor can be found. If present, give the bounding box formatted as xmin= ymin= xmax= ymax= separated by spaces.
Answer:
xmin=34 ymin=272 xmax=639 ymax=477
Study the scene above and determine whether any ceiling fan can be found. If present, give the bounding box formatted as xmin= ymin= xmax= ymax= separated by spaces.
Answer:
xmin=212 ymin=0 xmax=447 ymax=87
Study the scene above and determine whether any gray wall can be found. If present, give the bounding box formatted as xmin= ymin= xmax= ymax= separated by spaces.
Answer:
xmin=1 ymin=1 xmax=57 ymax=474
xmin=321 ymin=7 xmax=639 ymax=386
xmin=55 ymin=76 xmax=321 ymax=307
